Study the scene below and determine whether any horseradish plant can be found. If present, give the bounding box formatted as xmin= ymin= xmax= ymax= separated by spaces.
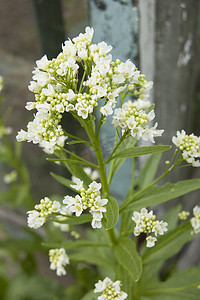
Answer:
xmin=17 ymin=27 xmax=200 ymax=299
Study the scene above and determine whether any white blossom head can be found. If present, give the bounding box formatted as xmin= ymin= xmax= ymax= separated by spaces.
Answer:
xmin=172 ymin=130 xmax=200 ymax=167
xmin=49 ymin=248 xmax=70 ymax=276
xmin=132 ymin=208 xmax=168 ymax=247
xmin=94 ymin=277 xmax=127 ymax=300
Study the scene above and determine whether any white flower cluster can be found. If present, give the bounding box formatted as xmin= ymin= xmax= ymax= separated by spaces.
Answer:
xmin=190 ymin=205 xmax=200 ymax=234
xmin=94 ymin=277 xmax=127 ymax=300
xmin=172 ymin=130 xmax=200 ymax=167
xmin=27 ymin=197 xmax=61 ymax=229
xmin=178 ymin=210 xmax=190 ymax=221
xmin=63 ymin=177 xmax=108 ymax=228
xmin=49 ymin=248 xmax=69 ymax=276
xmin=16 ymin=27 xmax=154 ymax=153
xmin=16 ymin=104 xmax=67 ymax=154
xmin=132 ymin=208 xmax=168 ymax=247
xmin=112 ymin=99 xmax=164 ymax=142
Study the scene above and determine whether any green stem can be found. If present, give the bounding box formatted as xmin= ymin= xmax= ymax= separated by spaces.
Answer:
xmin=105 ymin=131 xmax=128 ymax=164
xmin=80 ymin=117 xmax=117 ymax=244
xmin=96 ymin=114 xmax=104 ymax=140
xmin=107 ymin=228 xmax=117 ymax=245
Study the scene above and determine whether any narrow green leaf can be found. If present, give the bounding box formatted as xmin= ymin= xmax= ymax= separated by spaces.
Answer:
xmin=50 ymin=172 xmax=75 ymax=190
xmin=51 ymin=214 xmax=92 ymax=225
xmin=126 ymin=179 xmax=200 ymax=211
xmin=142 ymin=222 xmax=192 ymax=264
xmin=114 ymin=237 xmax=142 ymax=282
xmin=107 ymin=136 xmax=137 ymax=185
xmin=67 ymin=140 xmax=87 ymax=145
xmin=111 ymin=145 xmax=171 ymax=160
xmin=105 ymin=196 xmax=119 ymax=230
xmin=47 ymin=158 xmax=97 ymax=169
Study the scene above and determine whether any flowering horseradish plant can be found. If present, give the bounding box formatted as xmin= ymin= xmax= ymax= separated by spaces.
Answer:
xmin=16 ymin=28 xmax=200 ymax=299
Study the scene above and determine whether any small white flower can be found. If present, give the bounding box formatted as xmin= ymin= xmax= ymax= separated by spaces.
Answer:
xmin=36 ymin=55 xmax=49 ymax=70
xmin=100 ymin=102 xmax=113 ymax=116
xmin=27 ymin=210 xmax=45 ymax=229
xmin=91 ymin=217 xmax=102 ymax=229
xmin=146 ymin=236 xmax=157 ymax=248
xmin=25 ymin=102 xmax=36 ymax=110
xmin=66 ymin=89 xmax=77 ymax=102
xmin=193 ymin=205 xmax=200 ymax=217
xmin=76 ymin=103 xmax=91 ymax=119
xmin=190 ymin=217 xmax=200 ymax=234
xmin=141 ymin=123 xmax=164 ymax=143
xmin=97 ymin=41 xmax=112 ymax=55
xmin=16 ymin=129 xmax=28 ymax=142
xmin=69 ymin=195 xmax=83 ymax=217
xmin=94 ymin=279 xmax=106 ymax=293
xmin=127 ymin=116 xmax=137 ymax=130
xmin=70 ymin=177 xmax=83 ymax=191
xmin=42 ymin=84 xmax=55 ymax=96
xmin=51 ymin=201 xmax=61 ymax=213
xmin=89 ymin=181 xmax=102 ymax=192
xmin=152 ymin=221 xmax=168 ymax=236
xmin=63 ymin=195 xmax=75 ymax=209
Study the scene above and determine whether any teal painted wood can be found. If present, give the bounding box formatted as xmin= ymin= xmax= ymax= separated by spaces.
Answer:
xmin=88 ymin=0 xmax=139 ymax=200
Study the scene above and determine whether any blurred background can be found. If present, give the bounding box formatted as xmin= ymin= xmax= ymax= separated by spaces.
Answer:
xmin=0 ymin=0 xmax=200 ymax=299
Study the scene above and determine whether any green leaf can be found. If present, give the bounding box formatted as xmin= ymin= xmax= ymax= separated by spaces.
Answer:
xmin=47 ymin=158 xmax=97 ymax=169
xmin=120 ymin=210 xmax=135 ymax=235
xmin=125 ymin=179 xmax=200 ymax=211
xmin=104 ymin=196 xmax=119 ymax=230
xmin=142 ymin=222 xmax=192 ymax=264
xmin=107 ymin=136 xmax=137 ymax=185
xmin=4 ymin=273 xmax=63 ymax=300
xmin=51 ymin=214 xmax=92 ymax=225
xmin=50 ymin=172 xmax=75 ymax=190
xmin=67 ymin=140 xmax=86 ymax=145
xmin=81 ymin=290 xmax=96 ymax=300
xmin=114 ymin=237 xmax=142 ymax=282
xmin=141 ymin=266 xmax=200 ymax=300
xmin=164 ymin=204 xmax=182 ymax=231
xmin=69 ymin=250 xmax=116 ymax=270
xmin=117 ymin=264 xmax=136 ymax=299
xmin=43 ymin=239 xmax=110 ymax=249
xmin=111 ymin=145 xmax=171 ymax=160
xmin=134 ymin=152 xmax=162 ymax=190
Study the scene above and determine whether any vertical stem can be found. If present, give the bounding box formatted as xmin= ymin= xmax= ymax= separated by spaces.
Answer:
xmin=82 ymin=117 xmax=116 ymax=243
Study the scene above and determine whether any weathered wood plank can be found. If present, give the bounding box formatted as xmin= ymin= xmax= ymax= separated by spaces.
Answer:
xmin=31 ymin=0 xmax=65 ymax=58
xmin=88 ymin=0 xmax=139 ymax=200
